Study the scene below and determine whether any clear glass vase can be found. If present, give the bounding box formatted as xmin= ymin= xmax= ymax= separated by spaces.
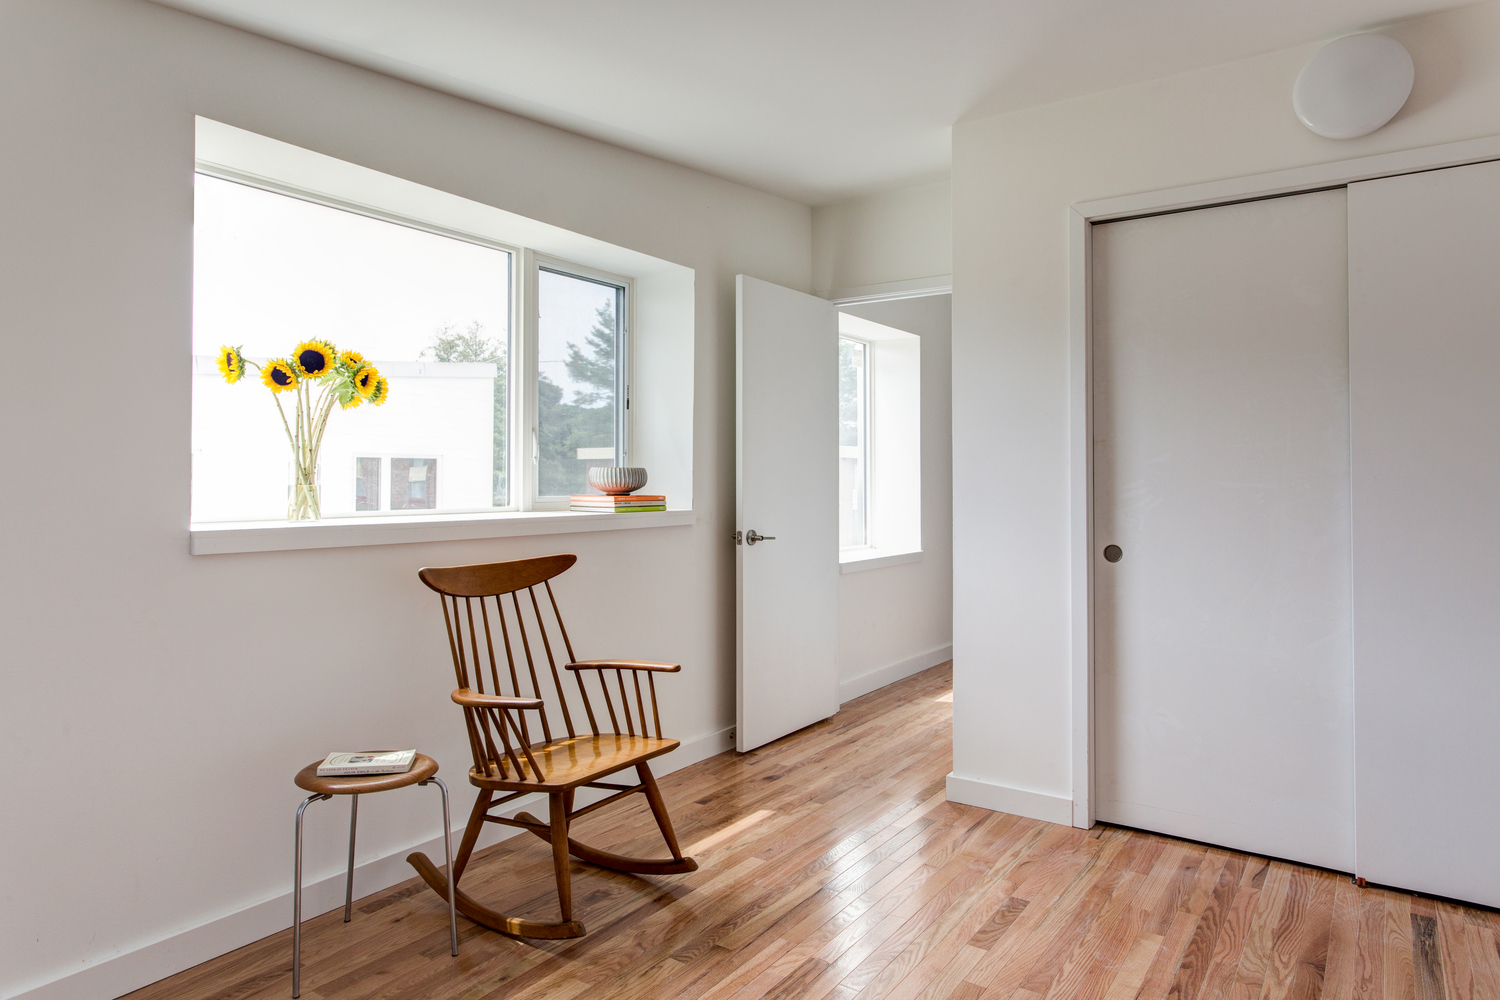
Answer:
xmin=288 ymin=464 xmax=322 ymax=521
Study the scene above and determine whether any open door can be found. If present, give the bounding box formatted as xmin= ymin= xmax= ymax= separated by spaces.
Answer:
xmin=736 ymin=275 xmax=839 ymax=752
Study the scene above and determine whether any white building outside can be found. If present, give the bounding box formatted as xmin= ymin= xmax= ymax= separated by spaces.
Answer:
xmin=191 ymin=356 xmax=497 ymax=522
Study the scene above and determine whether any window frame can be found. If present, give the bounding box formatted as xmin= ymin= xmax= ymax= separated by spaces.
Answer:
xmin=839 ymin=333 xmax=875 ymax=551
xmin=835 ymin=311 xmax=923 ymax=570
xmin=524 ymin=252 xmax=634 ymax=510
xmin=191 ymin=164 xmax=635 ymax=522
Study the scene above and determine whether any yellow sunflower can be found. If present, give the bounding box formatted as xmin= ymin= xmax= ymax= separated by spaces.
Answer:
xmin=261 ymin=359 xmax=298 ymax=393
xmin=292 ymin=341 xmax=335 ymax=379
xmin=216 ymin=345 xmax=245 ymax=384
xmin=353 ymin=365 xmax=380 ymax=398
xmin=338 ymin=350 xmax=365 ymax=369
xmin=369 ymin=374 xmax=390 ymax=406
xmin=339 ymin=391 xmax=364 ymax=410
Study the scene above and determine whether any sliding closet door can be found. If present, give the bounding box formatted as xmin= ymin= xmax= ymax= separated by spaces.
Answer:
xmin=1349 ymin=161 xmax=1500 ymax=907
xmin=1093 ymin=189 xmax=1355 ymax=871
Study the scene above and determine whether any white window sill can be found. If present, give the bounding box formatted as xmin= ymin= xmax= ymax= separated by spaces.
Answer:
xmin=839 ymin=549 xmax=922 ymax=574
xmin=190 ymin=508 xmax=696 ymax=555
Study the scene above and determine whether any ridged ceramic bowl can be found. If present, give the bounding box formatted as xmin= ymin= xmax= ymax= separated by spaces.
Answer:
xmin=587 ymin=466 xmax=648 ymax=495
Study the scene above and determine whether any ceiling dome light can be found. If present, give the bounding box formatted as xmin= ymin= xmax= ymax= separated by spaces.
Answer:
xmin=1293 ymin=33 xmax=1414 ymax=139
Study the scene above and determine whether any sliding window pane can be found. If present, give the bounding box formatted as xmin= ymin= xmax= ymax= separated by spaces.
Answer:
xmin=537 ymin=268 xmax=622 ymax=497
xmin=191 ymin=175 xmax=509 ymax=522
xmin=839 ymin=338 xmax=868 ymax=547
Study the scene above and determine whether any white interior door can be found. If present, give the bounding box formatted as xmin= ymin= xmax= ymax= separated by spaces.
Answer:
xmin=1348 ymin=161 xmax=1500 ymax=907
xmin=736 ymin=275 xmax=839 ymax=752
xmin=1092 ymin=189 xmax=1356 ymax=870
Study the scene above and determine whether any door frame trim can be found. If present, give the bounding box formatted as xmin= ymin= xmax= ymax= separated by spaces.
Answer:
xmin=1067 ymin=133 xmax=1500 ymax=829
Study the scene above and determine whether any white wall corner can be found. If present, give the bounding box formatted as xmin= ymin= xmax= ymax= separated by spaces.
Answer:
xmin=838 ymin=645 xmax=952 ymax=705
xmin=8 ymin=725 xmax=735 ymax=1000
xmin=812 ymin=179 xmax=952 ymax=297
xmin=945 ymin=773 xmax=1074 ymax=827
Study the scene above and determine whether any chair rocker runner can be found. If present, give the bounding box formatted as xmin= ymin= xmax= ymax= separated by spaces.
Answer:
xmin=407 ymin=554 xmax=698 ymax=939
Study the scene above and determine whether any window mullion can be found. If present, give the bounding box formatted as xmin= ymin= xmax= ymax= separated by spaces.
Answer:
xmin=617 ymin=284 xmax=629 ymax=468
xmin=518 ymin=248 xmax=539 ymax=511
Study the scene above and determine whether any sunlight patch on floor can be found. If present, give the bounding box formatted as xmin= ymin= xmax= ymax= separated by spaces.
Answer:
xmin=683 ymin=809 xmax=777 ymax=856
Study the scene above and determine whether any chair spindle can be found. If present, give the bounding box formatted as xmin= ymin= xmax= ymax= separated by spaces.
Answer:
xmin=615 ymin=669 xmax=635 ymax=736
xmin=509 ymin=592 xmax=553 ymax=743
xmin=648 ymin=673 xmax=662 ymax=739
xmin=528 ymin=587 xmax=577 ymax=738
xmin=546 ymin=580 xmax=600 ymax=734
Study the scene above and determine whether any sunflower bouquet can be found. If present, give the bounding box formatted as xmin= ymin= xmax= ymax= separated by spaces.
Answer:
xmin=216 ymin=341 xmax=390 ymax=520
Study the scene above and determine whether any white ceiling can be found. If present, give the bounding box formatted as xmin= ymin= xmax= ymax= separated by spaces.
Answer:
xmin=152 ymin=0 xmax=1454 ymax=205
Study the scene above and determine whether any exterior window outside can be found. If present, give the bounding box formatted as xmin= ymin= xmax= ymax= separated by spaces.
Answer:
xmin=190 ymin=174 xmax=509 ymax=522
xmin=537 ymin=268 xmax=625 ymax=498
xmin=354 ymin=457 xmax=381 ymax=511
xmin=839 ymin=337 xmax=869 ymax=548
xmin=392 ymin=458 xmax=438 ymax=509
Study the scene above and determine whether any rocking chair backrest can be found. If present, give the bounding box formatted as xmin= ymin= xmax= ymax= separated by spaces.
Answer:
xmin=419 ymin=555 xmax=604 ymax=782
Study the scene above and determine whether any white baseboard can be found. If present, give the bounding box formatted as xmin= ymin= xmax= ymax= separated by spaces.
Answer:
xmin=7 ymin=725 xmax=735 ymax=1000
xmin=838 ymin=644 xmax=952 ymax=705
xmin=945 ymin=774 xmax=1075 ymax=827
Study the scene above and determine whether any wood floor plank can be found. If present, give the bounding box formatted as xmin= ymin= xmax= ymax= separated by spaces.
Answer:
xmin=1459 ymin=918 xmax=1500 ymax=998
xmin=1103 ymin=931 xmax=1167 ymax=1000
xmin=122 ymin=663 xmax=1500 ymax=1000
xmin=1385 ymin=893 xmax=1417 ymax=1000
xmin=1321 ymin=878 xmax=1363 ymax=1000
xmin=1234 ymin=862 xmax=1296 ymax=996
xmin=1191 ymin=865 xmax=1258 ymax=1000
xmin=1412 ymin=913 xmax=1448 ymax=1000
xmin=1130 ymin=893 xmax=1206 ymax=1000
xmin=1353 ymin=890 xmax=1388 ymax=1000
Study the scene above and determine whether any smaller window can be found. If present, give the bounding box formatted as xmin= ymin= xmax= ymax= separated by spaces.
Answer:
xmin=536 ymin=267 xmax=626 ymax=499
xmin=355 ymin=457 xmax=381 ymax=512
xmin=391 ymin=458 xmax=438 ymax=510
xmin=837 ymin=312 xmax=921 ymax=562
xmin=839 ymin=338 xmax=870 ymax=548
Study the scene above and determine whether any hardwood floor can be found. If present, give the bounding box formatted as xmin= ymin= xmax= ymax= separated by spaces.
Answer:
xmin=128 ymin=664 xmax=1500 ymax=1000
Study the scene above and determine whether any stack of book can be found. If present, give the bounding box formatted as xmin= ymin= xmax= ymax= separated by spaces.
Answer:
xmin=570 ymin=493 xmax=667 ymax=513
xmin=317 ymin=750 xmax=417 ymax=776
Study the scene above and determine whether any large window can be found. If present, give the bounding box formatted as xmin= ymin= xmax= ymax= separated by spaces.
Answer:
xmin=190 ymin=173 xmax=630 ymax=523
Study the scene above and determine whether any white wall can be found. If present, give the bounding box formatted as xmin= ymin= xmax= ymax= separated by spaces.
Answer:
xmin=812 ymin=181 xmax=952 ymax=296
xmin=0 ymin=1 xmax=810 ymax=997
xmin=836 ymin=296 xmax=954 ymax=702
xmin=950 ymin=0 xmax=1500 ymax=820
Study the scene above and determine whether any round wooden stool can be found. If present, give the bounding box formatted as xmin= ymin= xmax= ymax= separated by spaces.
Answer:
xmin=290 ymin=754 xmax=457 ymax=997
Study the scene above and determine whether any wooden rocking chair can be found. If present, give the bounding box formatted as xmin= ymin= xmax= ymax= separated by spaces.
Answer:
xmin=406 ymin=554 xmax=698 ymax=939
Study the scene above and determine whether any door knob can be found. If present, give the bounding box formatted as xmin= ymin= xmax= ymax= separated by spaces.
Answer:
xmin=1103 ymin=544 xmax=1123 ymax=563
xmin=746 ymin=530 xmax=775 ymax=545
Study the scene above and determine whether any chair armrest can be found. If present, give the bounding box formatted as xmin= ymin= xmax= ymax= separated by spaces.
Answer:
xmin=451 ymin=688 xmax=545 ymax=709
xmin=565 ymin=659 xmax=681 ymax=673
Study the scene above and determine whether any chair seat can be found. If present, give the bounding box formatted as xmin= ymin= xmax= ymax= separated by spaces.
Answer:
xmin=295 ymin=753 xmax=439 ymax=796
xmin=472 ymin=733 xmax=679 ymax=791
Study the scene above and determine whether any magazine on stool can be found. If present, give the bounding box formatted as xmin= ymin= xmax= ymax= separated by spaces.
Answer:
xmin=316 ymin=749 xmax=417 ymax=777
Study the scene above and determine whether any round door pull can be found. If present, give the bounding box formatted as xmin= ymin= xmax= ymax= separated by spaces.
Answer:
xmin=1103 ymin=544 xmax=1123 ymax=563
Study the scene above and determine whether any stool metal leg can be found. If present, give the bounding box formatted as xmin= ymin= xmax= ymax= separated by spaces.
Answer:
xmin=344 ymin=794 xmax=359 ymax=922
xmin=421 ymin=777 xmax=459 ymax=956
xmin=293 ymin=792 xmax=330 ymax=999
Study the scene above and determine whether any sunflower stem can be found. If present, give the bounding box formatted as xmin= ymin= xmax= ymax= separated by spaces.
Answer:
xmin=269 ymin=390 xmax=316 ymax=519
